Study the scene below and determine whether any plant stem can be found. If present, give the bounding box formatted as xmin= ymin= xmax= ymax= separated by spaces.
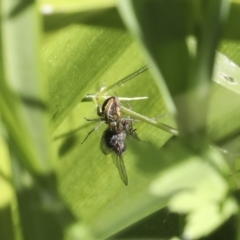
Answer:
xmin=121 ymin=106 xmax=179 ymax=136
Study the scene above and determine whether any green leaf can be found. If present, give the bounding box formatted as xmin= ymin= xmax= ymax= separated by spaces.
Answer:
xmin=150 ymin=144 xmax=238 ymax=238
xmin=0 ymin=1 xmax=77 ymax=240
xmin=214 ymin=52 xmax=240 ymax=94
xmin=1 ymin=1 xmax=240 ymax=239
xmin=1 ymin=0 xmax=51 ymax=175
xmin=46 ymin=6 xmax=240 ymax=239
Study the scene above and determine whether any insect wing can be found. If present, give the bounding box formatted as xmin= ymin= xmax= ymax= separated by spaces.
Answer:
xmin=124 ymin=121 xmax=142 ymax=141
xmin=111 ymin=152 xmax=128 ymax=186
xmin=127 ymin=129 xmax=141 ymax=141
xmin=100 ymin=131 xmax=112 ymax=155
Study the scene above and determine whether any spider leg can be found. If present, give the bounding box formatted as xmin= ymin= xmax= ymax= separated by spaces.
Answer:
xmin=125 ymin=101 xmax=132 ymax=110
xmin=84 ymin=117 xmax=104 ymax=122
xmin=81 ymin=121 xmax=105 ymax=144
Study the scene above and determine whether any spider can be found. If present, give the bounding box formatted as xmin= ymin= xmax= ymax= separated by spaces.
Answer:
xmin=81 ymin=96 xmax=137 ymax=144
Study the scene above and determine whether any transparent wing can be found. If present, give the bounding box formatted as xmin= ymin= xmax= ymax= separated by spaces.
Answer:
xmin=100 ymin=131 xmax=112 ymax=155
xmin=122 ymin=120 xmax=142 ymax=142
xmin=111 ymin=152 xmax=128 ymax=186
xmin=127 ymin=128 xmax=142 ymax=141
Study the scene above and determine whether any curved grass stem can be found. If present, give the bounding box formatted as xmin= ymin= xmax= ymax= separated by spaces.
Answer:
xmin=100 ymin=65 xmax=150 ymax=96
xmin=82 ymin=95 xmax=148 ymax=102
xmin=121 ymin=106 xmax=179 ymax=136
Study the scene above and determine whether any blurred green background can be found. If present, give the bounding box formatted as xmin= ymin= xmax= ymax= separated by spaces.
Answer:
xmin=1 ymin=0 xmax=240 ymax=239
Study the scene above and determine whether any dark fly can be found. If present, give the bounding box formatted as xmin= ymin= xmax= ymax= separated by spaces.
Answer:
xmin=100 ymin=120 xmax=140 ymax=186
xmin=101 ymin=127 xmax=128 ymax=185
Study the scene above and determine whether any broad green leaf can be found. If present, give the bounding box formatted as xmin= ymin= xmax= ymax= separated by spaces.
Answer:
xmin=1 ymin=0 xmax=240 ymax=239
xmin=43 ymin=6 xmax=240 ymax=239
xmin=51 ymin=67 xmax=240 ymax=239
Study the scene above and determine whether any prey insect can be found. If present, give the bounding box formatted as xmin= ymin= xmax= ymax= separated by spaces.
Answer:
xmin=100 ymin=120 xmax=140 ymax=185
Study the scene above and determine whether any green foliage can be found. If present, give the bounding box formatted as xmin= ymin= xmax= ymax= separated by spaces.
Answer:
xmin=1 ymin=0 xmax=240 ymax=239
